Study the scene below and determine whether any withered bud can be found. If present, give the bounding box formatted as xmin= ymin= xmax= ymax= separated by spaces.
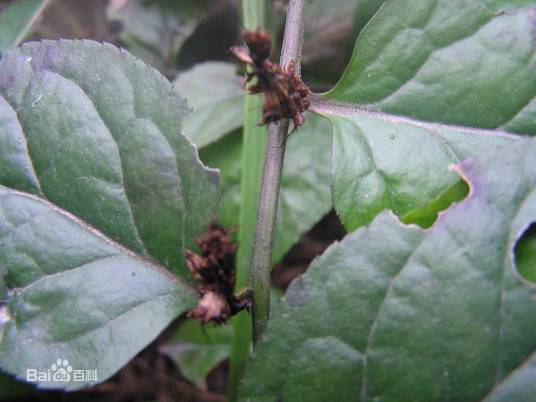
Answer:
xmin=231 ymin=29 xmax=310 ymax=130
xmin=243 ymin=29 xmax=271 ymax=65
xmin=188 ymin=291 xmax=230 ymax=324
xmin=186 ymin=250 xmax=206 ymax=283
xmin=186 ymin=223 xmax=236 ymax=292
xmin=186 ymin=223 xmax=251 ymax=324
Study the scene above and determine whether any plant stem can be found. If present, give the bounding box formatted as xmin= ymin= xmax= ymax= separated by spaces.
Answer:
xmin=228 ymin=94 xmax=265 ymax=401
xmin=250 ymin=0 xmax=307 ymax=344
xmin=227 ymin=1 xmax=266 ymax=401
xmin=242 ymin=0 xmax=266 ymax=29
xmin=279 ymin=0 xmax=306 ymax=72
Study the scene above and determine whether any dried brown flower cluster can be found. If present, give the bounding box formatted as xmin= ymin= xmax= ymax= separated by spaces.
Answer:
xmin=186 ymin=223 xmax=251 ymax=324
xmin=232 ymin=29 xmax=310 ymax=129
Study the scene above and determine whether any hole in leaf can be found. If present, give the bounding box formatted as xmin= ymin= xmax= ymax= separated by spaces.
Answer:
xmin=401 ymin=179 xmax=470 ymax=228
xmin=514 ymin=223 xmax=536 ymax=285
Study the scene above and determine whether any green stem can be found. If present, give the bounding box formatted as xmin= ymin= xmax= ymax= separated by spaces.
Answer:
xmin=242 ymin=0 xmax=266 ymax=30
xmin=227 ymin=1 xmax=266 ymax=401
xmin=250 ymin=0 xmax=307 ymax=344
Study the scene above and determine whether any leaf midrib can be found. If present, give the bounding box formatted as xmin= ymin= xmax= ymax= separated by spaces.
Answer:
xmin=1 ymin=186 xmax=190 ymax=288
xmin=8 ymin=67 xmax=151 ymax=255
xmin=42 ymin=291 xmax=179 ymax=346
xmin=360 ymin=233 xmax=427 ymax=401
xmin=309 ymin=96 xmax=521 ymax=139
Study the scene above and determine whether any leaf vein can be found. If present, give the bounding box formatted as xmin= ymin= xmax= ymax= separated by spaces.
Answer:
xmin=360 ymin=234 xmax=426 ymax=402
xmin=4 ymin=99 xmax=43 ymax=195
xmin=1 ymin=186 xmax=189 ymax=286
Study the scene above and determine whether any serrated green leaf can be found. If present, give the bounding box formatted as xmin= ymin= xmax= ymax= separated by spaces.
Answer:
xmin=240 ymin=138 xmax=536 ymax=402
xmin=326 ymin=0 xmax=536 ymax=135
xmin=200 ymin=113 xmax=333 ymax=262
xmin=0 ymin=186 xmax=198 ymax=390
xmin=0 ymin=0 xmax=49 ymax=51
xmin=314 ymin=0 xmax=535 ymax=232
xmin=160 ymin=320 xmax=232 ymax=389
xmin=175 ymin=62 xmax=244 ymax=148
xmin=316 ymin=106 xmax=517 ymax=231
xmin=0 ymin=40 xmax=218 ymax=276
xmin=0 ymin=40 xmax=217 ymax=390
